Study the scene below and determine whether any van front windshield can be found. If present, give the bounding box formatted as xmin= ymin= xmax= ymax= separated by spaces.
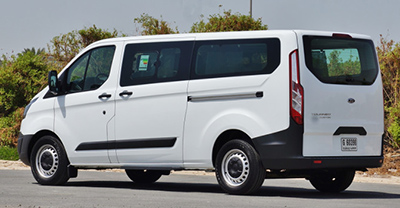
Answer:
xmin=303 ymin=36 xmax=379 ymax=85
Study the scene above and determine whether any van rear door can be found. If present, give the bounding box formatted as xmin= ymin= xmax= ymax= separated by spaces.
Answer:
xmin=297 ymin=31 xmax=384 ymax=157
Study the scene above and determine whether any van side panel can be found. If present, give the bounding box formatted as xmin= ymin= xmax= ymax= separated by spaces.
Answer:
xmin=184 ymin=75 xmax=288 ymax=168
xmin=184 ymin=32 xmax=297 ymax=168
xmin=114 ymin=81 xmax=188 ymax=166
xmin=55 ymin=42 xmax=123 ymax=165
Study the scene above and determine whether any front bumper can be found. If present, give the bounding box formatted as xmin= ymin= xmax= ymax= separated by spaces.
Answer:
xmin=17 ymin=133 xmax=33 ymax=166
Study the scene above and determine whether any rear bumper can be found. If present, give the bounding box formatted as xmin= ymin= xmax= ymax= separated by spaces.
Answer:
xmin=255 ymin=156 xmax=383 ymax=170
xmin=252 ymin=119 xmax=384 ymax=170
xmin=17 ymin=133 xmax=33 ymax=166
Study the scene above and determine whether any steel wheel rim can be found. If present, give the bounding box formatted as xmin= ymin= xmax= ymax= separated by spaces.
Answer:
xmin=35 ymin=144 xmax=59 ymax=178
xmin=221 ymin=149 xmax=250 ymax=186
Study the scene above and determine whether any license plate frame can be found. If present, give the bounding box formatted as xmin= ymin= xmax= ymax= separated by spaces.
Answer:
xmin=341 ymin=137 xmax=357 ymax=151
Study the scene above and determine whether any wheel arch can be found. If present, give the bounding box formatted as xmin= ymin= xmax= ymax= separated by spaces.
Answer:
xmin=211 ymin=129 xmax=254 ymax=167
xmin=26 ymin=130 xmax=63 ymax=165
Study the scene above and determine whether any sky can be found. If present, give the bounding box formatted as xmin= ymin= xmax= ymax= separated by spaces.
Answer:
xmin=0 ymin=0 xmax=399 ymax=56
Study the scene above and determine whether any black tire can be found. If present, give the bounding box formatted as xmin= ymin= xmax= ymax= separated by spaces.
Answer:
xmin=30 ymin=135 xmax=70 ymax=185
xmin=309 ymin=169 xmax=355 ymax=193
xmin=125 ymin=170 xmax=165 ymax=183
xmin=215 ymin=139 xmax=266 ymax=195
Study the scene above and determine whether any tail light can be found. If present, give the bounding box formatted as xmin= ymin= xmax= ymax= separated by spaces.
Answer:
xmin=332 ymin=33 xmax=352 ymax=39
xmin=289 ymin=50 xmax=304 ymax=125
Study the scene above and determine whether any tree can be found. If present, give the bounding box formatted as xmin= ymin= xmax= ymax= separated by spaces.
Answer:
xmin=48 ymin=30 xmax=82 ymax=65
xmin=134 ymin=13 xmax=178 ymax=35
xmin=79 ymin=25 xmax=120 ymax=48
xmin=376 ymin=35 xmax=400 ymax=148
xmin=19 ymin=47 xmax=45 ymax=56
xmin=190 ymin=10 xmax=268 ymax=33
xmin=48 ymin=25 xmax=121 ymax=67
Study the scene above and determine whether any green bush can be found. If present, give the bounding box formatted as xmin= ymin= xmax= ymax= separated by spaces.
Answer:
xmin=0 ymin=146 xmax=19 ymax=161
xmin=190 ymin=10 xmax=268 ymax=33
xmin=377 ymin=36 xmax=400 ymax=148
xmin=388 ymin=122 xmax=400 ymax=147
xmin=0 ymin=52 xmax=49 ymax=118
xmin=0 ymin=108 xmax=23 ymax=146
xmin=0 ymin=51 xmax=50 ymax=147
xmin=387 ymin=105 xmax=400 ymax=148
xmin=134 ymin=13 xmax=179 ymax=35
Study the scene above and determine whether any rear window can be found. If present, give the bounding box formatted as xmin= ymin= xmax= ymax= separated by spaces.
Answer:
xmin=303 ymin=36 xmax=378 ymax=85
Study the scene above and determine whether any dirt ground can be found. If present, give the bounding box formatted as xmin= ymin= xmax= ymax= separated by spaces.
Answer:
xmin=362 ymin=146 xmax=400 ymax=176
xmin=2 ymin=157 xmax=400 ymax=185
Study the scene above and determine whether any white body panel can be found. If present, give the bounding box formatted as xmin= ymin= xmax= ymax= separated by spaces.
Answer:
xmin=184 ymin=73 xmax=291 ymax=168
xmin=19 ymin=89 xmax=54 ymax=135
xmin=54 ymin=90 xmax=114 ymax=164
xmin=54 ymin=42 xmax=124 ymax=165
xmin=301 ymin=78 xmax=383 ymax=156
xmin=114 ymin=81 xmax=188 ymax=166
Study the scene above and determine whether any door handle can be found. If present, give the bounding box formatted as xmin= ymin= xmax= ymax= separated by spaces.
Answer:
xmin=98 ymin=93 xmax=112 ymax=99
xmin=119 ymin=91 xmax=133 ymax=97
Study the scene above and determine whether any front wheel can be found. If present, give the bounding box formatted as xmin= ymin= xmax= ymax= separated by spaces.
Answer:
xmin=30 ymin=135 xmax=70 ymax=185
xmin=215 ymin=139 xmax=266 ymax=195
xmin=309 ymin=169 xmax=355 ymax=193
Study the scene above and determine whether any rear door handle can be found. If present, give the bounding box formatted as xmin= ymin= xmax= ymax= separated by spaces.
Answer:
xmin=333 ymin=127 xmax=367 ymax=136
xmin=98 ymin=93 xmax=112 ymax=99
xmin=119 ymin=91 xmax=133 ymax=97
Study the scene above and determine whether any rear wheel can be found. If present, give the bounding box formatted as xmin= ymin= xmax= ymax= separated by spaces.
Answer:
xmin=309 ymin=169 xmax=355 ymax=193
xmin=215 ymin=139 xmax=266 ymax=195
xmin=30 ymin=135 xmax=70 ymax=185
xmin=125 ymin=170 xmax=167 ymax=183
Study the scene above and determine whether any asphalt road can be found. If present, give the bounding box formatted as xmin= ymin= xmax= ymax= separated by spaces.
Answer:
xmin=1 ymin=169 xmax=400 ymax=208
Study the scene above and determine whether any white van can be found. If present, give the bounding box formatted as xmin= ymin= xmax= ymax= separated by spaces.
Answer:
xmin=18 ymin=30 xmax=384 ymax=194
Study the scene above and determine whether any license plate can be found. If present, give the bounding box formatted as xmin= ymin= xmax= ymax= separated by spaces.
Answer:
xmin=341 ymin=137 xmax=357 ymax=151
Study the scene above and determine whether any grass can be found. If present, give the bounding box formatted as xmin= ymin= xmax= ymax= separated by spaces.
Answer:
xmin=0 ymin=146 xmax=19 ymax=161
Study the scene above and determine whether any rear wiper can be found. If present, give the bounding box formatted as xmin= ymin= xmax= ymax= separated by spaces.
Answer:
xmin=345 ymin=77 xmax=355 ymax=82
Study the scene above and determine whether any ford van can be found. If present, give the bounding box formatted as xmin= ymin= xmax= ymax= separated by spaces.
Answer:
xmin=18 ymin=30 xmax=384 ymax=194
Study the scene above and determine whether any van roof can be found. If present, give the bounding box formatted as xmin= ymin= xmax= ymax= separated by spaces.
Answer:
xmin=90 ymin=30 xmax=372 ymax=47
xmin=91 ymin=30 xmax=288 ymax=45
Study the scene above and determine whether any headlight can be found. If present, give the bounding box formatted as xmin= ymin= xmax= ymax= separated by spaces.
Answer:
xmin=23 ymin=97 xmax=38 ymax=119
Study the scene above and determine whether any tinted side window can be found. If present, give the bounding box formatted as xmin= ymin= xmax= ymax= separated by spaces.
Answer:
xmin=84 ymin=47 xmax=115 ymax=90
xmin=120 ymin=41 xmax=193 ymax=86
xmin=66 ymin=46 xmax=115 ymax=93
xmin=192 ymin=38 xmax=280 ymax=79
xmin=67 ymin=53 xmax=89 ymax=93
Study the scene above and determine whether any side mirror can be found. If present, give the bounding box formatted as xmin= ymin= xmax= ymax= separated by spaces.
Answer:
xmin=48 ymin=70 xmax=59 ymax=95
